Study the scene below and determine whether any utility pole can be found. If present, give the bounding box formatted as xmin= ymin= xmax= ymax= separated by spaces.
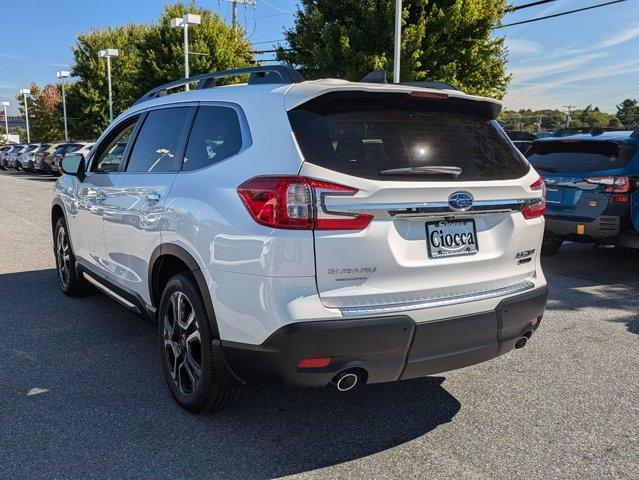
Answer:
xmin=227 ymin=0 xmax=255 ymax=29
xmin=99 ymin=49 xmax=119 ymax=122
xmin=57 ymin=71 xmax=70 ymax=141
xmin=393 ymin=0 xmax=402 ymax=83
xmin=563 ymin=105 xmax=576 ymax=128
xmin=171 ymin=14 xmax=202 ymax=91
xmin=1 ymin=102 xmax=9 ymax=142
xmin=19 ymin=89 xmax=31 ymax=143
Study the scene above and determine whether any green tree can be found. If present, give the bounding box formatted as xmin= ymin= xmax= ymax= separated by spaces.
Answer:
xmin=66 ymin=24 xmax=148 ymax=139
xmin=277 ymin=0 xmax=510 ymax=98
xmin=138 ymin=2 xmax=254 ymax=93
xmin=616 ymin=99 xmax=638 ymax=128
xmin=29 ymin=84 xmax=64 ymax=142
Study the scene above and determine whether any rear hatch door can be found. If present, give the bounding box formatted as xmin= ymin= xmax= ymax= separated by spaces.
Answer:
xmin=289 ymin=90 xmax=543 ymax=313
xmin=527 ymin=140 xmax=635 ymax=221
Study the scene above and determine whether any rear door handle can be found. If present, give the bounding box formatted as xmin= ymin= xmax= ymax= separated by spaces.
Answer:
xmin=146 ymin=193 xmax=161 ymax=204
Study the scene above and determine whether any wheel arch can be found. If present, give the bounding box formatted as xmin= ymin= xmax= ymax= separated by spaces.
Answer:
xmin=149 ymin=244 xmax=220 ymax=339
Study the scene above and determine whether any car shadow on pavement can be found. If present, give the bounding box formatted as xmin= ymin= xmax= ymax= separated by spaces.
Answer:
xmin=0 ymin=268 xmax=460 ymax=479
xmin=542 ymin=243 xmax=639 ymax=335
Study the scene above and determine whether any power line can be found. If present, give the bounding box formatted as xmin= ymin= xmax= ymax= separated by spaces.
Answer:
xmin=251 ymin=39 xmax=286 ymax=45
xmin=507 ymin=0 xmax=561 ymax=12
xmin=497 ymin=0 xmax=628 ymax=28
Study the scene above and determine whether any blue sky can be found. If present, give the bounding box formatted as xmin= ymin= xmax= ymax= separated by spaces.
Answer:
xmin=0 ymin=0 xmax=637 ymax=114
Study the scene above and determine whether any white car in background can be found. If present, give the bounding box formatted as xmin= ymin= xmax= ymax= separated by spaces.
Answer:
xmin=52 ymin=65 xmax=548 ymax=414
xmin=50 ymin=142 xmax=94 ymax=175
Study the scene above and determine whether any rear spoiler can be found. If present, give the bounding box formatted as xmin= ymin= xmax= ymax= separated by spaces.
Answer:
xmin=290 ymin=90 xmax=502 ymax=120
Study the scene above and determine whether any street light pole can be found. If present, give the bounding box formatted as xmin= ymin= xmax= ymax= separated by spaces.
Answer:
xmin=1 ymin=102 xmax=9 ymax=143
xmin=171 ymin=14 xmax=201 ymax=91
xmin=99 ymin=49 xmax=119 ymax=122
xmin=57 ymin=71 xmax=70 ymax=141
xmin=393 ymin=0 xmax=402 ymax=83
xmin=19 ymin=89 xmax=31 ymax=143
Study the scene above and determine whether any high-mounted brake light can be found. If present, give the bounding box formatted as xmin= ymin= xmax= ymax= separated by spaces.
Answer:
xmin=409 ymin=91 xmax=449 ymax=101
xmin=237 ymin=176 xmax=373 ymax=230
xmin=522 ymin=176 xmax=546 ymax=220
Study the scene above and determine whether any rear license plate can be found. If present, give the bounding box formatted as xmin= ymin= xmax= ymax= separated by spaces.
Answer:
xmin=546 ymin=187 xmax=564 ymax=204
xmin=426 ymin=220 xmax=478 ymax=259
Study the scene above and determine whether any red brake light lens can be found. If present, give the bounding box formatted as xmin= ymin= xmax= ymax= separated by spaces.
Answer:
xmin=584 ymin=176 xmax=631 ymax=193
xmin=237 ymin=176 xmax=373 ymax=231
xmin=522 ymin=176 xmax=546 ymax=220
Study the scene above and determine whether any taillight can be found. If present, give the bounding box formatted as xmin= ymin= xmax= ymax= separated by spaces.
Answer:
xmin=584 ymin=175 xmax=631 ymax=193
xmin=237 ymin=176 xmax=373 ymax=230
xmin=522 ymin=176 xmax=546 ymax=220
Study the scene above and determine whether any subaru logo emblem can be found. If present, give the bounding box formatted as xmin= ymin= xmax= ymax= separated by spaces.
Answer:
xmin=448 ymin=191 xmax=474 ymax=211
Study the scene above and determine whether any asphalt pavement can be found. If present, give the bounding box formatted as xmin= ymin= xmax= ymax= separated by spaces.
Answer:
xmin=0 ymin=170 xmax=637 ymax=480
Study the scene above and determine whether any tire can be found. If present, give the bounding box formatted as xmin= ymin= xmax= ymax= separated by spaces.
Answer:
xmin=541 ymin=235 xmax=563 ymax=257
xmin=53 ymin=217 xmax=91 ymax=296
xmin=158 ymin=273 xmax=239 ymax=413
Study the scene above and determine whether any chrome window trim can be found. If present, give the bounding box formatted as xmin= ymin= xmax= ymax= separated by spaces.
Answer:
xmin=321 ymin=199 xmax=530 ymax=219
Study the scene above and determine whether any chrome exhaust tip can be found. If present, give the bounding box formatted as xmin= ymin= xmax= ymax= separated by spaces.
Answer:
xmin=515 ymin=336 xmax=528 ymax=349
xmin=334 ymin=372 xmax=359 ymax=392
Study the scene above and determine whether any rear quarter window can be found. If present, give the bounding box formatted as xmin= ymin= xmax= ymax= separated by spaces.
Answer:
xmin=288 ymin=92 xmax=530 ymax=182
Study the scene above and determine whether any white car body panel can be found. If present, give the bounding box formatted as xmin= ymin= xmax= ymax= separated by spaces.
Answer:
xmin=55 ymin=77 xmax=547 ymax=348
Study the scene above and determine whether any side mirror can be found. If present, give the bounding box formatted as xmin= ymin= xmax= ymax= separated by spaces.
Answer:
xmin=61 ymin=154 xmax=86 ymax=180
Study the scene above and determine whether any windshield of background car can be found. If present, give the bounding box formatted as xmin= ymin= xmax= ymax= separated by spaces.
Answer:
xmin=288 ymin=91 xmax=530 ymax=182
xmin=527 ymin=140 xmax=636 ymax=173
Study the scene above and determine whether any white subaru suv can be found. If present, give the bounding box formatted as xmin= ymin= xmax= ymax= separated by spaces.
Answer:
xmin=52 ymin=66 xmax=548 ymax=413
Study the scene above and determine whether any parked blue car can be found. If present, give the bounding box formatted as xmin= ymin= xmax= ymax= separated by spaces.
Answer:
xmin=526 ymin=130 xmax=639 ymax=255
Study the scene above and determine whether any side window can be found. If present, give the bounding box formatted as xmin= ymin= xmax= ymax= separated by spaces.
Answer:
xmin=91 ymin=118 xmax=138 ymax=173
xmin=183 ymin=106 xmax=244 ymax=171
xmin=125 ymin=107 xmax=191 ymax=173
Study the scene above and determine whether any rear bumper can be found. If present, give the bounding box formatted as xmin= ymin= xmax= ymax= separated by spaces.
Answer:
xmin=545 ymin=215 xmax=620 ymax=241
xmin=220 ymin=286 xmax=548 ymax=387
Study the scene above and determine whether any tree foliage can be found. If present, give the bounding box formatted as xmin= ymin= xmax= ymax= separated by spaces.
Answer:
xmin=500 ymin=106 xmax=621 ymax=133
xmin=16 ymin=82 xmax=64 ymax=142
xmin=138 ymin=2 xmax=253 ymax=93
xmin=65 ymin=1 xmax=253 ymax=140
xmin=616 ymin=99 xmax=639 ymax=127
xmin=277 ymin=0 xmax=510 ymax=98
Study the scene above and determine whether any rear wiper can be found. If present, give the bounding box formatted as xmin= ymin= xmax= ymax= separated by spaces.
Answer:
xmin=533 ymin=165 xmax=557 ymax=173
xmin=379 ymin=165 xmax=462 ymax=177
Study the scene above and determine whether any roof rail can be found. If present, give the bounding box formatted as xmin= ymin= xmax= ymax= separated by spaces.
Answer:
xmin=133 ymin=65 xmax=305 ymax=105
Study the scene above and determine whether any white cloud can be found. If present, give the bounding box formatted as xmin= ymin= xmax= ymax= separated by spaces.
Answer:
xmin=599 ymin=25 xmax=639 ymax=49
xmin=506 ymin=38 xmax=542 ymax=56
xmin=0 ymin=52 xmax=69 ymax=68
xmin=509 ymin=53 xmax=606 ymax=83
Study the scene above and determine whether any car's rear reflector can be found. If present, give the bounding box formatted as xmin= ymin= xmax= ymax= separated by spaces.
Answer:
xmin=297 ymin=357 xmax=331 ymax=369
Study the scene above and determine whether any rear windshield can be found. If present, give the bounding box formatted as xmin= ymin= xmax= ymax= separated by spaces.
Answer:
xmin=64 ymin=144 xmax=83 ymax=154
xmin=35 ymin=144 xmax=51 ymax=153
xmin=52 ymin=145 xmax=71 ymax=155
xmin=527 ymin=141 xmax=636 ymax=173
xmin=288 ymin=92 xmax=530 ymax=182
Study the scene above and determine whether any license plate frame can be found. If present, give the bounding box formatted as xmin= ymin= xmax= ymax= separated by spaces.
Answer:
xmin=426 ymin=219 xmax=479 ymax=259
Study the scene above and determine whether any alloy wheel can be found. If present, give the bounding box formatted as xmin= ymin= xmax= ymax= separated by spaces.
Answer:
xmin=163 ymin=291 xmax=202 ymax=396
xmin=56 ymin=227 xmax=71 ymax=288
